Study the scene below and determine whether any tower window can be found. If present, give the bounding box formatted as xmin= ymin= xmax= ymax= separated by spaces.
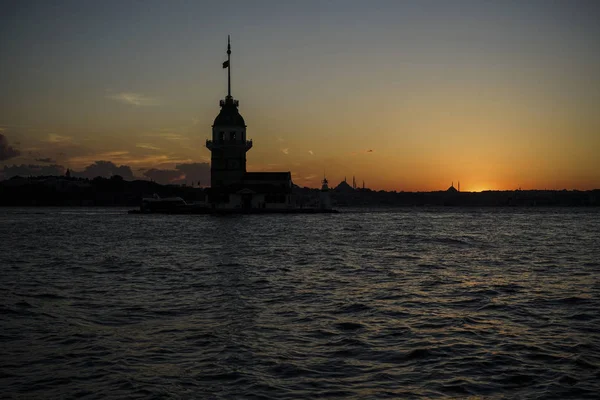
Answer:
xmin=219 ymin=132 xmax=225 ymax=142
xmin=230 ymin=131 xmax=236 ymax=141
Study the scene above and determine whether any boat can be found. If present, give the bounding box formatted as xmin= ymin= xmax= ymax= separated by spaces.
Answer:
xmin=128 ymin=194 xmax=203 ymax=214
xmin=128 ymin=194 xmax=338 ymax=214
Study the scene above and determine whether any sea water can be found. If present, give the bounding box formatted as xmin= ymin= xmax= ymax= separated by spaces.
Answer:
xmin=1 ymin=207 xmax=599 ymax=398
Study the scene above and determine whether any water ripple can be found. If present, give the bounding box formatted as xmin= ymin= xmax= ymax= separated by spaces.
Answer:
xmin=1 ymin=207 xmax=599 ymax=398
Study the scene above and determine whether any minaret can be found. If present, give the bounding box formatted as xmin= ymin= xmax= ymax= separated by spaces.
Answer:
xmin=206 ymin=36 xmax=252 ymax=188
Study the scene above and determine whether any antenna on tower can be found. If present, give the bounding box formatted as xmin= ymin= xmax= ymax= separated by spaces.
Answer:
xmin=221 ymin=35 xmax=232 ymax=98
xmin=227 ymin=35 xmax=231 ymax=98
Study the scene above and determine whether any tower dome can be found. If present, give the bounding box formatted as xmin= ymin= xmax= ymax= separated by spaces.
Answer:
xmin=213 ymin=97 xmax=246 ymax=127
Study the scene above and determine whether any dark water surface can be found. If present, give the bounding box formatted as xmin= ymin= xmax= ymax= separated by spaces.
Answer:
xmin=1 ymin=207 xmax=599 ymax=399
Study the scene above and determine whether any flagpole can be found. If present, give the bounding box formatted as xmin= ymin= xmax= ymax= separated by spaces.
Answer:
xmin=227 ymin=35 xmax=231 ymax=98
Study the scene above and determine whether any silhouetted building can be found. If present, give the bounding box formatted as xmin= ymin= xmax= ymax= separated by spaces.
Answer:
xmin=334 ymin=180 xmax=354 ymax=193
xmin=205 ymin=37 xmax=293 ymax=209
xmin=319 ymin=177 xmax=332 ymax=209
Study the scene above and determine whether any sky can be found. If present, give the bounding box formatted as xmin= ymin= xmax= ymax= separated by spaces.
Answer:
xmin=1 ymin=0 xmax=599 ymax=191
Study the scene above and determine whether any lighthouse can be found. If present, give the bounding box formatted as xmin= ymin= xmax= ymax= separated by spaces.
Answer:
xmin=205 ymin=35 xmax=253 ymax=188
xmin=319 ymin=176 xmax=332 ymax=210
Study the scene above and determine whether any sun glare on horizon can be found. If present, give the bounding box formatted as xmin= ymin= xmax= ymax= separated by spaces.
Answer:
xmin=0 ymin=2 xmax=599 ymax=190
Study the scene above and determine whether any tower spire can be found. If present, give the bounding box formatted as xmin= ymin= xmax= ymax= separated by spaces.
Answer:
xmin=227 ymin=35 xmax=231 ymax=98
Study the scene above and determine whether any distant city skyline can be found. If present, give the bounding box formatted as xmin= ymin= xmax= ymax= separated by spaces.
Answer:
xmin=1 ymin=1 xmax=599 ymax=191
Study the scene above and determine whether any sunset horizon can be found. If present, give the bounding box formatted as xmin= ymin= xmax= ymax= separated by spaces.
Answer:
xmin=2 ymin=3 xmax=600 ymax=397
xmin=1 ymin=1 xmax=599 ymax=192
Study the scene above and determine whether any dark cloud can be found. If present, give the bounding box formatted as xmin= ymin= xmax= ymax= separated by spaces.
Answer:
xmin=142 ymin=163 xmax=210 ymax=185
xmin=2 ymin=164 xmax=65 ymax=178
xmin=0 ymin=134 xmax=21 ymax=161
xmin=143 ymin=168 xmax=184 ymax=184
xmin=1 ymin=158 xmax=210 ymax=185
xmin=73 ymin=160 xmax=134 ymax=180
xmin=175 ymin=162 xmax=210 ymax=185
xmin=35 ymin=157 xmax=56 ymax=163
xmin=366 ymin=149 xmax=374 ymax=153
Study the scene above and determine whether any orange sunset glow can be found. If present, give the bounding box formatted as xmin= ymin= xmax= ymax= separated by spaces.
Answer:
xmin=1 ymin=2 xmax=599 ymax=191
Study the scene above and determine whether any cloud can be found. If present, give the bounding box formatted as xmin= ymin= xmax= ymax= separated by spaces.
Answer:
xmin=174 ymin=162 xmax=210 ymax=184
xmin=1 ymin=160 xmax=138 ymax=181
xmin=308 ymin=150 xmax=314 ymax=156
xmin=74 ymin=160 xmax=134 ymax=180
xmin=142 ymin=131 xmax=186 ymax=141
xmin=0 ymin=134 xmax=21 ymax=161
xmin=67 ymin=150 xmax=192 ymax=168
xmin=0 ymin=158 xmax=211 ymax=185
xmin=46 ymin=134 xmax=72 ymax=144
xmin=136 ymin=143 xmax=161 ymax=151
xmin=67 ymin=151 xmax=130 ymax=166
xmin=143 ymin=162 xmax=210 ymax=185
xmin=366 ymin=149 xmax=374 ymax=153
xmin=35 ymin=157 xmax=56 ymax=163
xmin=281 ymin=148 xmax=289 ymax=155
xmin=2 ymin=164 xmax=65 ymax=178
xmin=143 ymin=168 xmax=184 ymax=184
xmin=157 ymin=133 xmax=185 ymax=140
xmin=108 ymin=92 xmax=159 ymax=106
